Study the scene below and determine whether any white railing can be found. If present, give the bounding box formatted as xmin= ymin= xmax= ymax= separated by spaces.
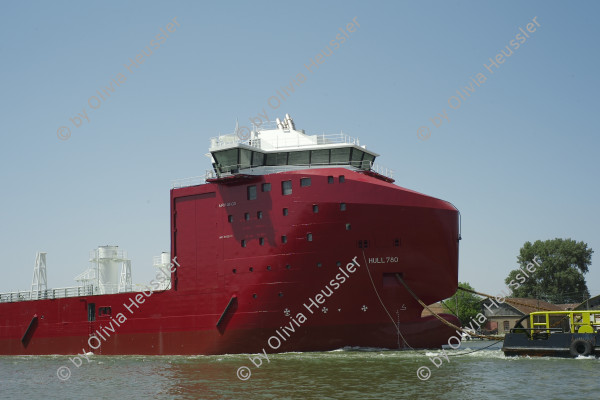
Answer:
xmin=0 ymin=286 xmax=97 ymax=303
xmin=209 ymin=131 xmax=360 ymax=151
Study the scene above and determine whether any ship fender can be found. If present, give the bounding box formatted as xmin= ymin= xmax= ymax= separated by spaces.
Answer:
xmin=569 ymin=339 xmax=593 ymax=357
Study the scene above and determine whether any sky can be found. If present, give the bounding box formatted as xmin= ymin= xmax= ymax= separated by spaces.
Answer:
xmin=0 ymin=0 xmax=598 ymax=300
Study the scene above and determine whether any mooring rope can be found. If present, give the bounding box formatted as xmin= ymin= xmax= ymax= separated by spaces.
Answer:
xmin=395 ymin=274 xmax=504 ymax=341
xmin=362 ymin=251 xmax=415 ymax=350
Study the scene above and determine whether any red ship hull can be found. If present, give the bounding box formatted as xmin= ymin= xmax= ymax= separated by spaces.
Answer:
xmin=0 ymin=168 xmax=460 ymax=355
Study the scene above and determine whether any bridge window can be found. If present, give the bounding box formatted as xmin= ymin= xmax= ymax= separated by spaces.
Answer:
xmin=331 ymin=148 xmax=351 ymax=164
xmin=289 ymin=151 xmax=310 ymax=165
xmin=240 ymin=149 xmax=252 ymax=169
xmin=282 ymin=180 xmax=292 ymax=195
xmin=311 ymin=149 xmax=330 ymax=165
xmin=252 ymin=151 xmax=265 ymax=167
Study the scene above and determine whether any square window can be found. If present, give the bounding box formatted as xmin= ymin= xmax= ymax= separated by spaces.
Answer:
xmin=262 ymin=183 xmax=271 ymax=192
xmin=328 ymin=176 xmax=334 ymax=184
xmin=244 ymin=212 xmax=250 ymax=221
xmin=228 ymin=215 xmax=233 ymax=223
xmin=282 ymin=180 xmax=292 ymax=195
xmin=247 ymin=185 xmax=257 ymax=200
xmin=307 ymin=233 xmax=313 ymax=242
xmin=281 ymin=235 xmax=287 ymax=244
xmin=283 ymin=208 xmax=288 ymax=216
xmin=340 ymin=203 xmax=347 ymax=211
xmin=257 ymin=211 xmax=263 ymax=219
xmin=339 ymin=175 xmax=345 ymax=183
xmin=313 ymin=205 xmax=318 ymax=213
xmin=300 ymin=178 xmax=311 ymax=187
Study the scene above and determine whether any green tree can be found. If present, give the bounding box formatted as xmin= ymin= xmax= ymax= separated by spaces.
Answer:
xmin=505 ymin=238 xmax=592 ymax=303
xmin=442 ymin=282 xmax=482 ymax=325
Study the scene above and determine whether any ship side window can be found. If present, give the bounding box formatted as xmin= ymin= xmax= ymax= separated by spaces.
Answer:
xmin=346 ymin=223 xmax=351 ymax=230
xmin=300 ymin=178 xmax=311 ymax=187
xmin=228 ymin=215 xmax=233 ymax=223
xmin=328 ymin=176 xmax=334 ymax=184
xmin=247 ymin=185 xmax=257 ymax=200
xmin=281 ymin=235 xmax=287 ymax=244
xmin=282 ymin=180 xmax=292 ymax=195
xmin=88 ymin=303 xmax=96 ymax=322
xmin=340 ymin=203 xmax=347 ymax=211
xmin=257 ymin=211 xmax=263 ymax=219
xmin=339 ymin=175 xmax=345 ymax=183
xmin=259 ymin=238 xmax=264 ymax=246
xmin=241 ymin=240 xmax=246 ymax=247
xmin=98 ymin=306 xmax=111 ymax=317
xmin=394 ymin=238 xmax=400 ymax=247
xmin=307 ymin=233 xmax=313 ymax=242
xmin=262 ymin=183 xmax=271 ymax=192
xmin=283 ymin=208 xmax=289 ymax=216
xmin=244 ymin=212 xmax=250 ymax=221
xmin=313 ymin=205 xmax=318 ymax=213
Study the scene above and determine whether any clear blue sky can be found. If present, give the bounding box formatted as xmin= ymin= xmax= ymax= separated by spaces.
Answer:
xmin=1 ymin=1 xmax=599 ymax=299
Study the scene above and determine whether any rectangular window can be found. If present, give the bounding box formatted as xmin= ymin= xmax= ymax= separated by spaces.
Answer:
xmin=282 ymin=180 xmax=292 ymax=195
xmin=339 ymin=175 xmax=346 ymax=183
xmin=281 ymin=235 xmax=287 ymax=244
xmin=394 ymin=238 xmax=400 ymax=247
xmin=313 ymin=205 xmax=319 ymax=213
xmin=99 ymin=306 xmax=112 ymax=317
xmin=288 ymin=151 xmax=310 ymax=165
xmin=244 ymin=212 xmax=250 ymax=221
xmin=301 ymin=178 xmax=311 ymax=187
xmin=228 ymin=215 xmax=233 ymax=223
xmin=503 ymin=321 xmax=510 ymax=331
xmin=331 ymin=148 xmax=351 ymax=164
xmin=247 ymin=185 xmax=257 ymax=200
xmin=241 ymin=240 xmax=246 ymax=248
xmin=257 ymin=211 xmax=263 ymax=219
xmin=88 ymin=303 xmax=96 ymax=322
xmin=262 ymin=183 xmax=271 ymax=192
xmin=346 ymin=223 xmax=351 ymax=231
xmin=307 ymin=233 xmax=313 ymax=242
xmin=328 ymin=176 xmax=334 ymax=184
xmin=311 ymin=149 xmax=330 ymax=165
xmin=340 ymin=203 xmax=346 ymax=211
xmin=251 ymin=151 xmax=265 ymax=167
xmin=283 ymin=208 xmax=288 ymax=216
xmin=259 ymin=238 xmax=264 ymax=246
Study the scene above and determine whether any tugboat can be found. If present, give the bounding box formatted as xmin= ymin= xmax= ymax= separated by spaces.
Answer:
xmin=502 ymin=310 xmax=600 ymax=357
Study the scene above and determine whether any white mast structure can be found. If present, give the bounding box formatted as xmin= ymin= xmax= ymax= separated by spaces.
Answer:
xmin=30 ymin=252 xmax=48 ymax=300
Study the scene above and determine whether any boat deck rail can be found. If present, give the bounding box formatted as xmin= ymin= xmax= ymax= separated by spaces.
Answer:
xmin=0 ymin=286 xmax=97 ymax=303
xmin=172 ymin=161 xmax=394 ymax=188
xmin=210 ymin=130 xmax=361 ymax=151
